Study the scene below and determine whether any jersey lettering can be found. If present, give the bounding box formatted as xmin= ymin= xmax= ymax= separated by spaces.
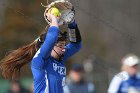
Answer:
xmin=53 ymin=63 xmax=66 ymax=75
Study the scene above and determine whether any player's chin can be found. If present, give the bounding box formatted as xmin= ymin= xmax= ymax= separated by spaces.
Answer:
xmin=60 ymin=52 xmax=64 ymax=55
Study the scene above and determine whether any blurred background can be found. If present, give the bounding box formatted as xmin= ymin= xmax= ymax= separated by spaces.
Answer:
xmin=0 ymin=0 xmax=140 ymax=93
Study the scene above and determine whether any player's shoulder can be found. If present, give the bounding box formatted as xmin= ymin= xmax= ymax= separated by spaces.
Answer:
xmin=114 ymin=71 xmax=129 ymax=81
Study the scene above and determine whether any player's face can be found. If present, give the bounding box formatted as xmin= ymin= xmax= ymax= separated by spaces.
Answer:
xmin=127 ymin=64 xmax=139 ymax=76
xmin=54 ymin=41 xmax=66 ymax=55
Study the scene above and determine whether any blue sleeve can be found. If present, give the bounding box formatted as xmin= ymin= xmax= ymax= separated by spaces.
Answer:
xmin=31 ymin=26 xmax=59 ymax=69
xmin=39 ymin=26 xmax=60 ymax=59
xmin=68 ymin=20 xmax=77 ymax=29
xmin=31 ymin=26 xmax=59 ymax=91
xmin=31 ymin=65 xmax=46 ymax=93
xmin=62 ymin=42 xmax=82 ymax=62
xmin=61 ymin=21 xmax=82 ymax=62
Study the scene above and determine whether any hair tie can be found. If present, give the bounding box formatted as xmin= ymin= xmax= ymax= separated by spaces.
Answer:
xmin=34 ymin=37 xmax=41 ymax=43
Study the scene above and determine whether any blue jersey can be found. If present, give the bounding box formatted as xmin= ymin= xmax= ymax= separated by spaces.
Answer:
xmin=31 ymin=26 xmax=82 ymax=93
xmin=108 ymin=71 xmax=140 ymax=93
xmin=118 ymin=75 xmax=140 ymax=93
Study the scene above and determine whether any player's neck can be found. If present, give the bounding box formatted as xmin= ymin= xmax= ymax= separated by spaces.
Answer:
xmin=51 ymin=50 xmax=60 ymax=60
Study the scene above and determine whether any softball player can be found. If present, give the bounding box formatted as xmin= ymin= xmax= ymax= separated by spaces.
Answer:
xmin=108 ymin=54 xmax=140 ymax=93
xmin=0 ymin=13 xmax=82 ymax=93
xmin=31 ymin=12 xmax=82 ymax=93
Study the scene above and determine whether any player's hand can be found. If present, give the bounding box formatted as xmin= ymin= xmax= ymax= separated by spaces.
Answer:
xmin=46 ymin=13 xmax=59 ymax=27
xmin=46 ymin=13 xmax=56 ymax=22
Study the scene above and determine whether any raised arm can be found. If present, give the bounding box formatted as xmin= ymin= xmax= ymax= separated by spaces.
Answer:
xmin=39 ymin=26 xmax=59 ymax=59
xmin=34 ymin=13 xmax=59 ymax=59
xmin=63 ymin=21 xmax=82 ymax=62
xmin=31 ymin=14 xmax=60 ymax=89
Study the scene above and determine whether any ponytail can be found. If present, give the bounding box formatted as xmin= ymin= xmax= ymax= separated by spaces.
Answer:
xmin=0 ymin=42 xmax=37 ymax=79
xmin=0 ymin=27 xmax=55 ymax=80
